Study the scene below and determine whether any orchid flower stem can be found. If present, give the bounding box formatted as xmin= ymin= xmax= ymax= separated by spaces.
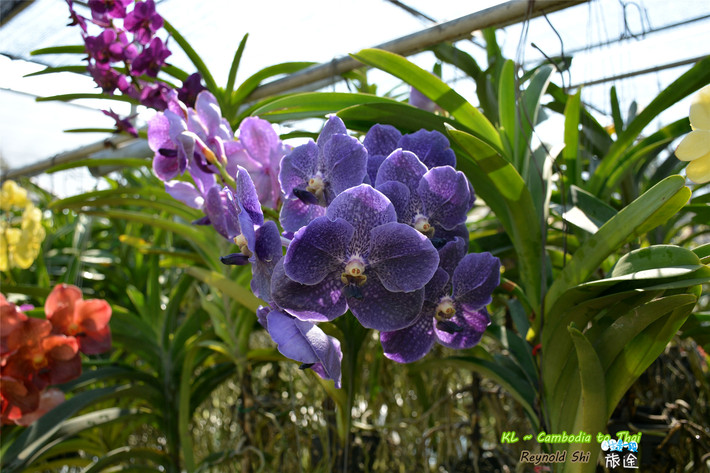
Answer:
xmin=262 ymin=206 xmax=279 ymax=222
xmin=214 ymin=160 xmax=237 ymax=189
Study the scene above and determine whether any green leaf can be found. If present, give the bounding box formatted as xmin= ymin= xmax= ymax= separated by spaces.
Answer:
xmin=543 ymin=290 xmax=660 ymax=427
xmin=338 ymin=102 xmax=454 ymax=134
xmin=77 ymin=209 xmax=219 ymax=269
xmin=178 ymin=343 xmax=202 ymax=472
xmin=110 ymin=309 xmax=162 ymax=367
xmin=351 ymin=48 xmax=502 ymax=151
xmin=80 ymin=447 xmax=170 ymax=473
xmin=498 ymin=60 xmax=516 ymax=160
xmin=1 ymin=386 xmax=142 ymax=471
xmin=613 ymin=118 xmax=691 ymax=194
xmin=63 ymin=128 xmax=119 ymax=134
xmin=250 ymin=92 xmax=400 ymax=122
xmin=604 ymin=298 xmax=695 ymax=417
xmin=545 ymin=176 xmax=690 ymax=316
xmin=552 ymin=185 xmax=617 ymax=234
xmin=185 ymin=267 xmax=261 ymax=313
xmin=693 ymin=243 xmax=710 ymax=263
xmin=610 ymin=86 xmax=624 ymax=136
xmin=563 ymin=327 xmax=607 ymax=473
xmin=224 ymin=33 xmax=249 ymax=98
xmin=24 ymin=65 xmax=87 ymax=77
xmin=563 ymin=89 xmax=582 ymax=187
xmin=516 ymin=65 xmax=553 ymax=176
xmin=46 ymin=158 xmax=151 ymax=174
xmin=161 ymin=64 xmax=190 ymax=82
xmin=610 ymin=244 xmax=702 ymax=278
xmin=595 ymin=294 xmax=696 ymax=371
xmin=430 ymin=43 xmax=497 ymax=121
xmin=61 ymin=365 xmax=162 ymax=393
xmin=414 ymin=355 xmax=538 ymax=429
xmin=31 ymin=45 xmax=85 ymax=56
xmin=526 ymin=145 xmax=554 ymax=226
xmin=36 ymin=93 xmax=137 ymax=104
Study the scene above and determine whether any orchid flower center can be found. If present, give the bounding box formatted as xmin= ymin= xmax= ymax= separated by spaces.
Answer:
xmin=434 ymin=297 xmax=463 ymax=333
xmin=435 ymin=297 xmax=456 ymax=320
xmin=306 ymin=173 xmax=325 ymax=200
xmin=234 ymin=234 xmax=252 ymax=257
xmin=67 ymin=322 xmax=80 ymax=336
xmin=341 ymin=256 xmax=367 ymax=287
xmin=32 ymin=353 xmax=47 ymax=369
xmin=413 ymin=214 xmax=434 ymax=237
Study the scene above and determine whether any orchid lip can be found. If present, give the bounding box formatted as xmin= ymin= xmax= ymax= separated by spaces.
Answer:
xmin=220 ymin=253 xmax=249 ymax=266
xmin=436 ymin=320 xmax=463 ymax=333
xmin=293 ymin=188 xmax=319 ymax=205
xmin=158 ymin=148 xmax=177 ymax=157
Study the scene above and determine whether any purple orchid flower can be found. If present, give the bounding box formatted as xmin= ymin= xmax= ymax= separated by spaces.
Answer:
xmin=278 ymin=115 xmax=367 ymax=232
xmin=362 ymin=124 xmax=402 ymax=184
xmin=177 ymin=73 xmax=206 ymax=108
xmin=166 ymin=165 xmax=263 ymax=242
xmin=374 ymin=149 xmax=473 ymax=246
xmin=138 ymin=81 xmax=172 ymax=111
xmin=88 ymin=63 xmax=130 ymax=94
xmin=148 ymin=90 xmax=234 ymax=181
xmin=364 ymin=127 xmax=455 ymax=181
xmin=88 ymin=0 xmax=132 ymax=22
xmin=272 ymin=184 xmax=439 ymax=332
xmin=219 ymin=169 xmax=284 ymax=302
xmin=260 ymin=306 xmax=342 ymax=388
xmin=399 ymin=129 xmax=456 ymax=169
xmin=124 ymin=0 xmax=163 ymax=45
xmin=380 ymin=238 xmax=500 ymax=363
xmin=131 ymin=36 xmax=171 ymax=77
xmin=65 ymin=0 xmax=88 ymax=32
xmin=148 ymin=92 xmax=190 ymax=180
xmin=84 ymin=29 xmax=137 ymax=64
xmin=234 ymin=117 xmax=290 ymax=209
xmin=102 ymin=109 xmax=137 ymax=137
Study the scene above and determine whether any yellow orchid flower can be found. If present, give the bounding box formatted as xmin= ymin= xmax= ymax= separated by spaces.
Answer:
xmin=0 ymin=223 xmax=8 ymax=272
xmin=676 ymin=84 xmax=710 ymax=184
xmin=1 ymin=180 xmax=29 ymax=211
xmin=0 ymin=182 xmax=46 ymax=271
xmin=12 ymin=205 xmax=46 ymax=269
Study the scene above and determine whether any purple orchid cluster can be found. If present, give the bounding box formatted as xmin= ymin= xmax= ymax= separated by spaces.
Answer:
xmin=65 ymin=0 xmax=206 ymax=133
xmin=146 ymin=89 xmax=500 ymax=387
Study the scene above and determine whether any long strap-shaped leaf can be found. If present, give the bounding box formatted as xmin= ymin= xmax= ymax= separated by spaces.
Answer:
xmin=250 ymin=91 xmax=401 ymax=123
xmin=351 ymin=48 xmax=503 ymax=152
xmin=185 ymin=266 xmax=261 ymax=313
xmin=79 ymin=209 xmax=221 ymax=271
xmin=563 ymin=328 xmax=607 ymax=473
xmin=1 ymin=386 xmax=147 ymax=472
xmin=544 ymin=175 xmax=690 ymax=324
